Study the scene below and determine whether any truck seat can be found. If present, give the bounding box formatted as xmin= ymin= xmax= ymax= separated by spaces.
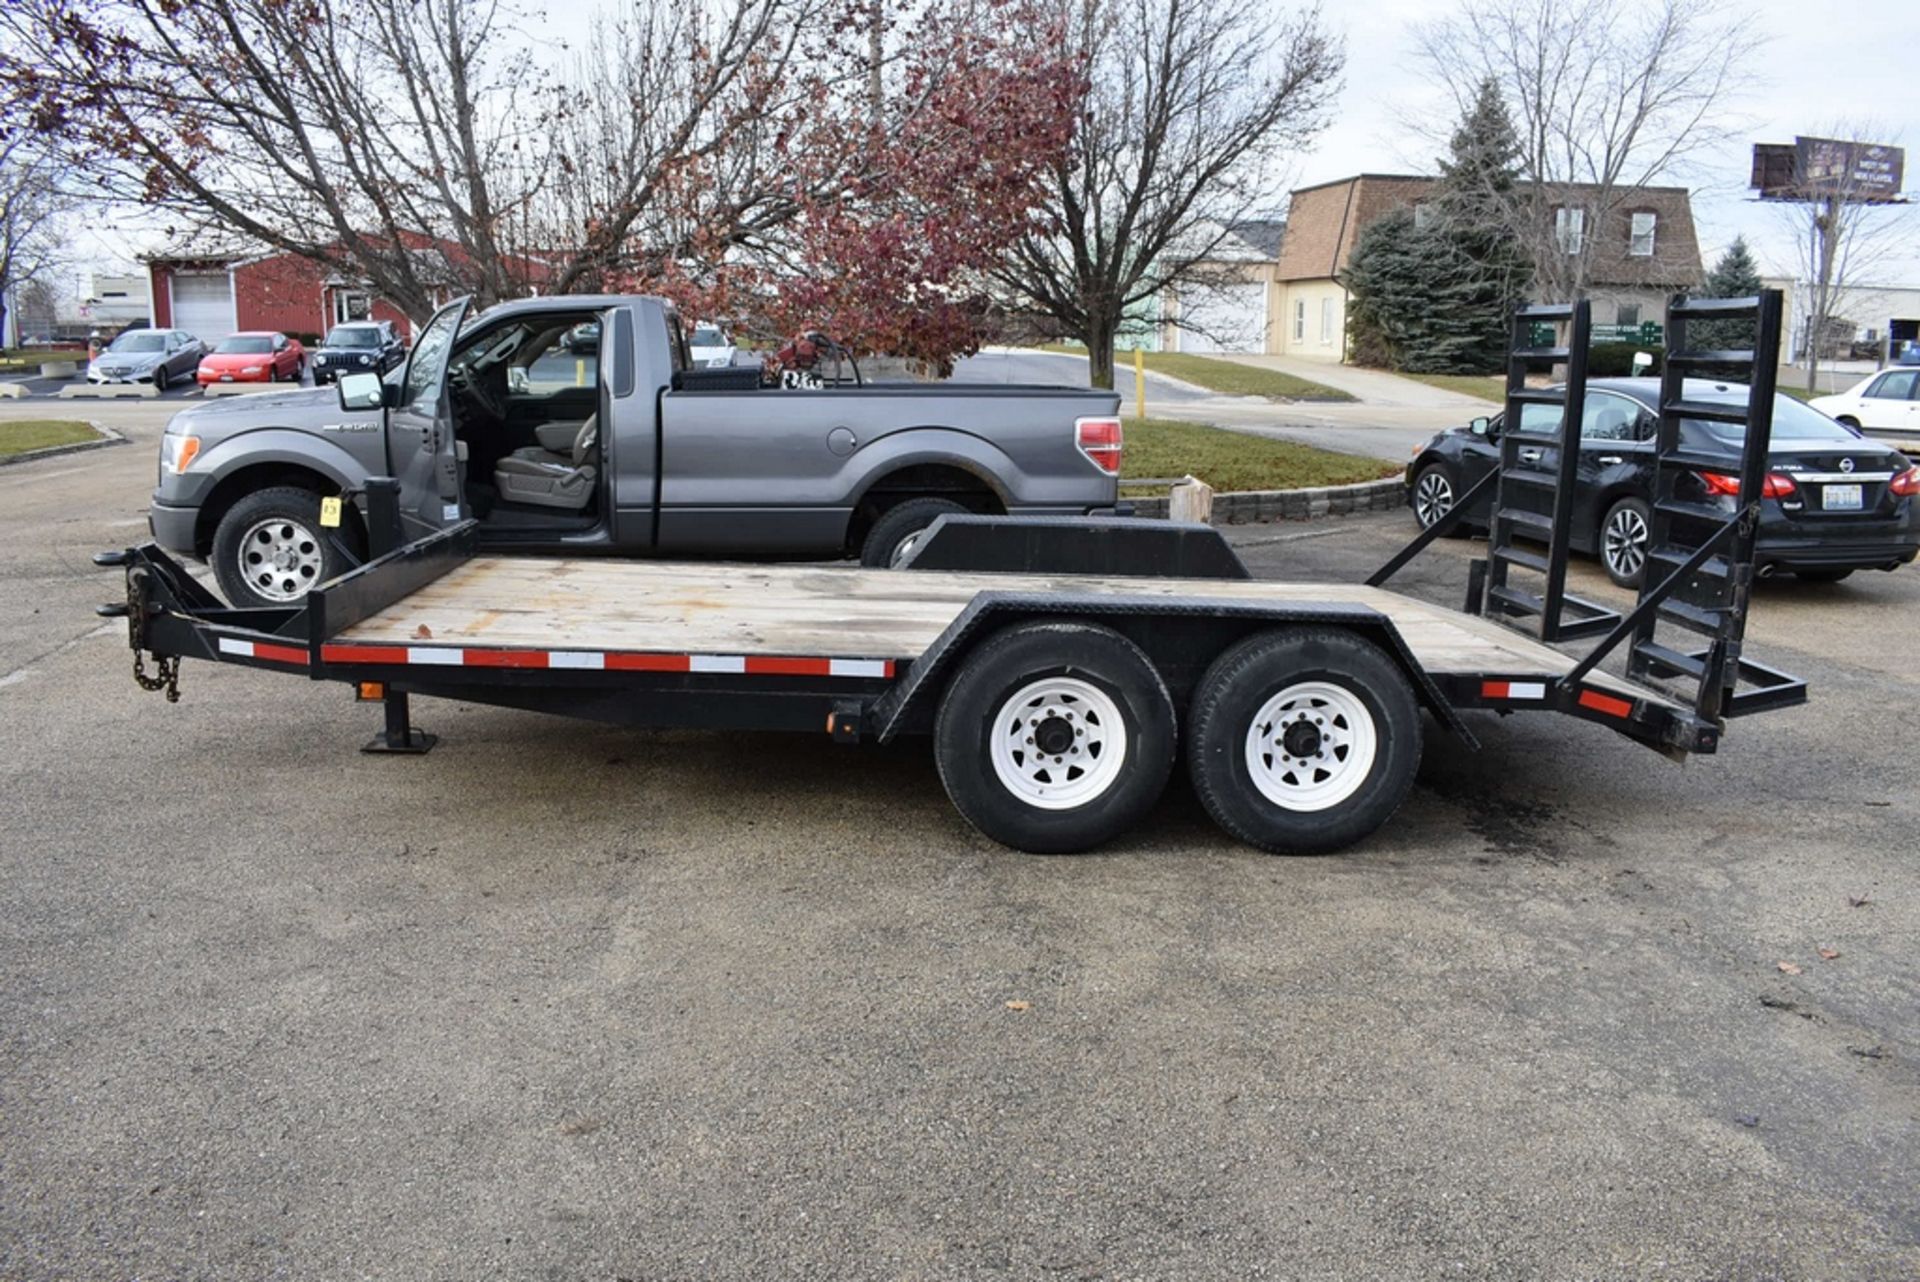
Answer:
xmin=494 ymin=415 xmax=597 ymax=510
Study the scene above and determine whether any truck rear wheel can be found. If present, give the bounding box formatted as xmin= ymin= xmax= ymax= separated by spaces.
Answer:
xmin=1187 ymin=628 xmax=1421 ymax=855
xmin=934 ymin=621 xmax=1176 ymax=853
xmin=860 ymin=497 xmax=967 ymax=568
xmin=212 ymin=486 xmax=354 ymax=608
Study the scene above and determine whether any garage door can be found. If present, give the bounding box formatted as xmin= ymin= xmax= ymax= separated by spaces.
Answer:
xmin=1178 ymin=283 xmax=1268 ymax=354
xmin=170 ymin=272 xmax=236 ymax=344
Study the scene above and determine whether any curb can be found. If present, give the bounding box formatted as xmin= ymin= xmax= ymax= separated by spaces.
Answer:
xmin=0 ymin=420 xmax=130 ymax=468
xmin=1130 ymin=475 xmax=1406 ymax=524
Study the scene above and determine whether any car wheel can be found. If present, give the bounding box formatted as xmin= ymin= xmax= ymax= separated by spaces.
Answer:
xmin=1411 ymin=462 xmax=1467 ymax=536
xmin=1795 ymin=567 xmax=1854 ymax=583
xmin=152 ymin=365 xmax=169 ymax=392
xmin=1187 ymin=628 xmax=1422 ymax=855
xmin=212 ymin=487 xmax=356 ymax=608
xmin=860 ymin=497 xmax=970 ymax=568
xmin=1837 ymin=416 xmax=1861 ymax=429
xmin=934 ymin=621 xmax=1177 ymax=854
xmin=1600 ymin=496 xmax=1652 ymax=588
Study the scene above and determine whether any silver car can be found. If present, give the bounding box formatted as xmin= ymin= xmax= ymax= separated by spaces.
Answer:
xmin=88 ymin=328 xmax=208 ymax=391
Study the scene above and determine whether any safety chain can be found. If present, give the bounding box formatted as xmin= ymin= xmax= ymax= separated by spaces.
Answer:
xmin=125 ymin=570 xmax=181 ymax=703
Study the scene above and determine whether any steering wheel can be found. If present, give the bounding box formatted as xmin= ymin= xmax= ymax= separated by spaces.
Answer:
xmin=449 ymin=363 xmax=506 ymax=422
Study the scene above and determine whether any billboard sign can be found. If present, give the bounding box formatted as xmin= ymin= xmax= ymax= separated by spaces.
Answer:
xmin=1752 ymin=138 xmax=1906 ymax=203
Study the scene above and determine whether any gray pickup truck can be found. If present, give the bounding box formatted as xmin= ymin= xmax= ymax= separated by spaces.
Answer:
xmin=150 ymin=295 xmax=1124 ymax=606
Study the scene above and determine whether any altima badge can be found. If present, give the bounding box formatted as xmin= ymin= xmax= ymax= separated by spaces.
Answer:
xmin=1840 ymin=457 xmax=1855 ymax=473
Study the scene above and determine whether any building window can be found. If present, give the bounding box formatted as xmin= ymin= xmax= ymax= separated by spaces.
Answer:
xmin=1629 ymin=211 xmax=1656 ymax=256
xmin=1555 ymin=207 xmax=1586 ymax=255
xmin=1412 ymin=202 xmax=1435 ymax=230
xmin=1320 ymin=297 xmax=1335 ymax=343
xmin=1616 ymin=303 xmax=1640 ymax=328
xmin=334 ymin=291 xmax=372 ymax=324
xmin=1293 ymin=299 xmax=1305 ymax=342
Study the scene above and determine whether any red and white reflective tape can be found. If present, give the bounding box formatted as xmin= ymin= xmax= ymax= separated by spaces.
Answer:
xmin=216 ymin=636 xmax=309 ymax=666
xmin=1479 ymin=680 xmax=1546 ymax=701
xmin=314 ymin=642 xmax=895 ymax=679
xmin=1577 ymin=688 xmax=1635 ymax=719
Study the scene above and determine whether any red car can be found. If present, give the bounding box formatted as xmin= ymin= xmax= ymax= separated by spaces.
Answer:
xmin=196 ymin=331 xmax=305 ymax=385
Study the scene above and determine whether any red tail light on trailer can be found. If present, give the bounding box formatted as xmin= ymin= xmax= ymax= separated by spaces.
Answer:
xmin=1075 ymin=416 xmax=1123 ymax=475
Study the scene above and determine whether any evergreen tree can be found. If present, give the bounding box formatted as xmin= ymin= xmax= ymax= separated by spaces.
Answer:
xmin=1692 ymin=236 xmax=1763 ymax=351
xmin=1346 ymin=78 xmax=1532 ymax=373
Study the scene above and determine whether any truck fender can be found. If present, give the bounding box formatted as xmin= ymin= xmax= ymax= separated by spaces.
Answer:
xmin=192 ymin=428 xmax=373 ymax=495
xmin=842 ymin=428 xmax=1022 ymax=509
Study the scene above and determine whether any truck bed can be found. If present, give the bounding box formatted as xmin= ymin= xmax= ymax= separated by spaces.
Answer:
xmin=333 ymin=556 xmax=1677 ymax=710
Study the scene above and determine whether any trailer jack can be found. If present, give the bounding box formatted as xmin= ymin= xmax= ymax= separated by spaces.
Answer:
xmin=362 ymin=690 xmax=436 ymax=754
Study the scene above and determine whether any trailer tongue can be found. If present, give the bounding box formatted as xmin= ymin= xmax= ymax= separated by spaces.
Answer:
xmin=97 ymin=296 xmax=1807 ymax=857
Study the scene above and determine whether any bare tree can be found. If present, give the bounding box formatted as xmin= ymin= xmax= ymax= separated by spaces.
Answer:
xmin=1768 ymin=132 xmax=1918 ymax=391
xmin=1416 ymin=0 xmax=1756 ymax=303
xmin=991 ymin=0 xmax=1342 ymax=388
xmin=0 ymin=0 xmax=825 ymax=319
xmin=0 ymin=134 xmax=69 ymax=346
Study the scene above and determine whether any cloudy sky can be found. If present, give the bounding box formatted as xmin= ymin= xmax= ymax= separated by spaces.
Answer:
xmin=1301 ymin=0 xmax=1919 ymax=280
xmin=71 ymin=0 xmax=1919 ymax=287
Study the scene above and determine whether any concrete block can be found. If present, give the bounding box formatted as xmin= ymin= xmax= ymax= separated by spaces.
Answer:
xmin=201 ymin=382 xmax=276 ymax=397
xmin=0 ymin=382 xmax=26 ymax=399
xmin=59 ymin=382 xmax=158 ymax=399
xmin=38 ymin=360 xmax=78 ymax=379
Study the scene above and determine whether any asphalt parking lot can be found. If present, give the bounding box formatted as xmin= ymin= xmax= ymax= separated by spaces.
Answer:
xmin=3 ymin=406 xmax=1917 ymax=1279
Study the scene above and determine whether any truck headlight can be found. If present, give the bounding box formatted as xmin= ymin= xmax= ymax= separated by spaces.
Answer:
xmin=161 ymin=433 xmax=201 ymax=474
xmin=357 ymin=354 xmax=373 ymax=365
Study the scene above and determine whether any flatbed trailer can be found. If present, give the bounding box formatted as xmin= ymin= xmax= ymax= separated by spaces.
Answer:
xmin=96 ymin=294 xmax=1808 ymax=856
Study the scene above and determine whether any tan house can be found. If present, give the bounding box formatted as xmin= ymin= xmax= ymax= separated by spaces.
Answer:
xmin=1272 ymin=173 xmax=1706 ymax=362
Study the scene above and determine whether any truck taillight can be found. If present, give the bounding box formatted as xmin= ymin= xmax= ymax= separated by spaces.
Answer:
xmin=1892 ymin=466 xmax=1920 ymax=497
xmin=1076 ymin=416 xmax=1123 ymax=475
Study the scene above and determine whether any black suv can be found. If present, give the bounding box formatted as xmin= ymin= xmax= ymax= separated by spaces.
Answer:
xmin=1407 ymin=377 xmax=1920 ymax=586
xmin=310 ymin=321 xmax=406 ymax=385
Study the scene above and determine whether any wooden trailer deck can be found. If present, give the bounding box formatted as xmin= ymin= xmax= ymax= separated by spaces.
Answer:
xmin=335 ymin=557 xmax=1677 ymax=709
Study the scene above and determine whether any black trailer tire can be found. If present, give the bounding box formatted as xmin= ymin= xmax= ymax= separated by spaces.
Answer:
xmin=861 ymin=497 xmax=968 ymax=568
xmin=1187 ymin=628 xmax=1422 ymax=856
xmin=212 ymin=486 xmax=353 ymax=608
xmin=934 ymin=621 xmax=1176 ymax=854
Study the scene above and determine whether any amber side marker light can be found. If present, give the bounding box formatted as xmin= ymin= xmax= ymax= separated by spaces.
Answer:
xmin=356 ymin=681 xmax=386 ymax=702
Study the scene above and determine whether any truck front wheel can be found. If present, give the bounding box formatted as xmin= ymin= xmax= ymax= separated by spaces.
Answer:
xmin=211 ymin=486 xmax=354 ymax=608
xmin=934 ymin=621 xmax=1176 ymax=853
xmin=1187 ymin=628 xmax=1422 ymax=855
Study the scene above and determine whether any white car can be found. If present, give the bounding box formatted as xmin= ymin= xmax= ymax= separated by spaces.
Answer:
xmin=1810 ymin=369 xmax=1920 ymax=442
xmin=688 ymin=323 xmax=735 ymax=368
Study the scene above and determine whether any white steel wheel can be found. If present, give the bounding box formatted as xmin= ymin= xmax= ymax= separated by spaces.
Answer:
xmin=1243 ymin=680 xmax=1379 ymax=812
xmin=987 ymin=675 xmax=1128 ymax=811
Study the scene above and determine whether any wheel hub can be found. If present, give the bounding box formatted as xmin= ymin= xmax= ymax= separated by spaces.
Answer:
xmin=1033 ymin=714 xmax=1075 ymax=756
xmin=1280 ymin=719 xmax=1323 ymax=759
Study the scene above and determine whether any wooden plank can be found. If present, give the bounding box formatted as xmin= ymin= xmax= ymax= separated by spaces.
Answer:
xmin=335 ymin=557 xmax=1679 ymax=709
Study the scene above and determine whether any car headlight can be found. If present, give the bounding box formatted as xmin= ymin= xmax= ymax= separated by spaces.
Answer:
xmin=160 ymin=433 xmax=201 ymax=474
xmin=242 ymin=365 xmax=262 ymax=374
xmin=357 ymin=354 xmax=373 ymax=365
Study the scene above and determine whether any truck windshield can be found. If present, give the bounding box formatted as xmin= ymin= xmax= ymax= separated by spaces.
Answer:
xmin=215 ymin=336 xmax=273 ymax=354
xmin=109 ymin=332 xmax=167 ymax=353
xmin=691 ymin=326 xmax=725 ymax=347
xmin=325 ymin=327 xmax=381 ymax=348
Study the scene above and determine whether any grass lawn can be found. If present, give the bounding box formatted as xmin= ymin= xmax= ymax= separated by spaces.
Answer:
xmin=0 ymin=420 xmax=102 ymax=458
xmin=1036 ymin=345 xmax=1353 ymax=402
xmin=1777 ymin=385 xmax=1821 ymax=402
xmin=1389 ymin=370 xmax=1507 ymax=402
xmin=1120 ymin=417 xmax=1398 ymax=497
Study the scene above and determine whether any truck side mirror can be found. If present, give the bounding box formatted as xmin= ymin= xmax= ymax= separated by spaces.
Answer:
xmin=337 ymin=371 xmax=386 ymax=411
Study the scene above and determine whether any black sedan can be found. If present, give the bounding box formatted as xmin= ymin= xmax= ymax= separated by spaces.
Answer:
xmin=1407 ymin=377 xmax=1920 ymax=586
xmin=309 ymin=321 xmax=406 ymax=385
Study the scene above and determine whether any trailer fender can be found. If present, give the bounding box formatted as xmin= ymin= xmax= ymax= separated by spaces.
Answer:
xmin=871 ymin=591 xmax=1473 ymax=747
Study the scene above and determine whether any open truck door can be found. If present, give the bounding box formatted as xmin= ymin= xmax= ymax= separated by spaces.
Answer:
xmin=381 ymin=297 xmax=471 ymax=539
